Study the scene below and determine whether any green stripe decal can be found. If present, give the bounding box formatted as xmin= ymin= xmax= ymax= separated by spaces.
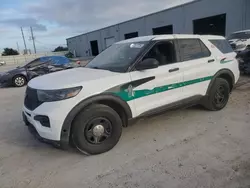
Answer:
xmin=113 ymin=76 xmax=213 ymax=102
xmin=220 ymin=59 xmax=233 ymax=64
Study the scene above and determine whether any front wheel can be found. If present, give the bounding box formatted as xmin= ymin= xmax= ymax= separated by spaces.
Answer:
xmin=72 ymin=104 xmax=122 ymax=155
xmin=202 ymin=78 xmax=230 ymax=111
xmin=13 ymin=75 xmax=27 ymax=87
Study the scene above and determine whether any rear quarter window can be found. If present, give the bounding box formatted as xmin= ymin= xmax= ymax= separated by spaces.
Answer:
xmin=178 ymin=39 xmax=211 ymax=61
xmin=209 ymin=39 xmax=234 ymax=54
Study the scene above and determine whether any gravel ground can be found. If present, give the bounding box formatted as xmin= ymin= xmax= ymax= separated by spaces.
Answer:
xmin=0 ymin=75 xmax=249 ymax=188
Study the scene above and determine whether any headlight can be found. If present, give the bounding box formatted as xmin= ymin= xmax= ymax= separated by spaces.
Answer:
xmin=37 ymin=86 xmax=82 ymax=102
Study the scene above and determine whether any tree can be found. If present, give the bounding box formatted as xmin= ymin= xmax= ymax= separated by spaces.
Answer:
xmin=53 ymin=46 xmax=68 ymax=52
xmin=2 ymin=48 xmax=19 ymax=56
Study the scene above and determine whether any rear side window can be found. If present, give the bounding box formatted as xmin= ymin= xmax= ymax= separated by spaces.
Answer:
xmin=209 ymin=39 xmax=233 ymax=54
xmin=178 ymin=39 xmax=211 ymax=61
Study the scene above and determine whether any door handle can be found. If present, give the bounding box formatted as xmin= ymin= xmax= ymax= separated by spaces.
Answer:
xmin=169 ymin=68 xmax=179 ymax=73
xmin=208 ymin=59 xmax=215 ymax=63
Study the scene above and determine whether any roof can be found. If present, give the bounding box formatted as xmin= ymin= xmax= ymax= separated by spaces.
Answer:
xmin=200 ymin=35 xmax=225 ymax=39
xmin=116 ymin=36 xmax=156 ymax=44
xmin=66 ymin=0 xmax=200 ymax=40
xmin=116 ymin=34 xmax=225 ymax=43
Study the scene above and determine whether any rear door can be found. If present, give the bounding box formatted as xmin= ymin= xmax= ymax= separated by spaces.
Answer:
xmin=129 ymin=39 xmax=186 ymax=116
xmin=176 ymin=37 xmax=217 ymax=97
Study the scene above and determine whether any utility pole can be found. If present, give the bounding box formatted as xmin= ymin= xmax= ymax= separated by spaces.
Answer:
xmin=21 ymin=27 xmax=27 ymax=53
xmin=30 ymin=26 xmax=36 ymax=54
xmin=16 ymin=42 xmax=20 ymax=52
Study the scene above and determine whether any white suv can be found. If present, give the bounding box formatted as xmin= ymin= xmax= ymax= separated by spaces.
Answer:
xmin=22 ymin=35 xmax=239 ymax=155
xmin=227 ymin=30 xmax=250 ymax=53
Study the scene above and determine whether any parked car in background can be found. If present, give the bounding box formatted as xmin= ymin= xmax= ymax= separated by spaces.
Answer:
xmin=0 ymin=56 xmax=72 ymax=87
xmin=227 ymin=30 xmax=250 ymax=53
xmin=237 ymin=47 xmax=250 ymax=74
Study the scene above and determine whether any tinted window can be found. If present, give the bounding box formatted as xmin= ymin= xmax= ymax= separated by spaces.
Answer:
xmin=27 ymin=59 xmax=45 ymax=68
xmin=143 ymin=41 xmax=177 ymax=66
xmin=209 ymin=39 xmax=233 ymax=54
xmin=178 ymin=39 xmax=211 ymax=61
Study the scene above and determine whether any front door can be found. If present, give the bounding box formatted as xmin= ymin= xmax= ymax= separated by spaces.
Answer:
xmin=129 ymin=39 xmax=185 ymax=116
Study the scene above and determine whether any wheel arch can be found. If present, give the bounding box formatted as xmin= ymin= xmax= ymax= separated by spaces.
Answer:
xmin=12 ymin=73 xmax=27 ymax=81
xmin=60 ymin=94 xmax=132 ymax=148
xmin=12 ymin=74 xmax=28 ymax=85
xmin=206 ymin=69 xmax=235 ymax=95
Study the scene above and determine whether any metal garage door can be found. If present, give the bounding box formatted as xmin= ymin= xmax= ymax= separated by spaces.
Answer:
xmin=105 ymin=37 xmax=115 ymax=48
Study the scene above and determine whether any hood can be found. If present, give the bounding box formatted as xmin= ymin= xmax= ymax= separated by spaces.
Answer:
xmin=0 ymin=67 xmax=25 ymax=77
xmin=5 ymin=66 xmax=25 ymax=74
xmin=28 ymin=67 xmax=119 ymax=90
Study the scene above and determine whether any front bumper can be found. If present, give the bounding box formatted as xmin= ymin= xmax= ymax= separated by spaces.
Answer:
xmin=0 ymin=76 xmax=12 ymax=87
xmin=22 ymin=94 xmax=83 ymax=148
xmin=22 ymin=112 xmax=61 ymax=147
xmin=22 ymin=104 xmax=70 ymax=149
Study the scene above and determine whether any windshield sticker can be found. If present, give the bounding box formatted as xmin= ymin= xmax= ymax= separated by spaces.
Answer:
xmin=130 ymin=43 xmax=144 ymax=48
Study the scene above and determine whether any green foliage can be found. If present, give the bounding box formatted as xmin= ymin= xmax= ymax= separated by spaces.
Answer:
xmin=53 ymin=46 xmax=68 ymax=52
xmin=2 ymin=48 xmax=19 ymax=56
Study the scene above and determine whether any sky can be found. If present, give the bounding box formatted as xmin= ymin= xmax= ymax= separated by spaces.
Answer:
xmin=0 ymin=0 xmax=192 ymax=53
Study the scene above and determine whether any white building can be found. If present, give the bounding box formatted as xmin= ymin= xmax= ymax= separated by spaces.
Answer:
xmin=66 ymin=0 xmax=250 ymax=57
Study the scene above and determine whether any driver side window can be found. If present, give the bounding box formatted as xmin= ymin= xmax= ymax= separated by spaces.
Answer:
xmin=27 ymin=58 xmax=44 ymax=69
xmin=143 ymin=40 xmax=177 ymax=66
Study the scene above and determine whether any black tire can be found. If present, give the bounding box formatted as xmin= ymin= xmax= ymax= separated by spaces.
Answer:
xmin=202 ymin=78 xmax=230 ymax=111
xmin=13 ymin=75 xmax=27 ymax=87
xmin=72 ymin=104 xmax=122 ymax=155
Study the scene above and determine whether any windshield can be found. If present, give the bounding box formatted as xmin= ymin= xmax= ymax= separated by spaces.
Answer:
xmin=227 ymin=31 xmax=250 ymax=40
xmin=86 ymin=41 xmax=149 ymax=72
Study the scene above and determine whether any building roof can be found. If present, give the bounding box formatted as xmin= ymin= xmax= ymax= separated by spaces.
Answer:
xmin=67 ymin=0 xmax=200 ymax=40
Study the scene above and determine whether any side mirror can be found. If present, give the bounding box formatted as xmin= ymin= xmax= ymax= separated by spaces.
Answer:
xmin=136 ymin=58 xmax=159 ymax=71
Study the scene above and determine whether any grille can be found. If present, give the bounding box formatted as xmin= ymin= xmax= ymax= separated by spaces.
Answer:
xmin=24 ymin=87 xmax=43 ymax=111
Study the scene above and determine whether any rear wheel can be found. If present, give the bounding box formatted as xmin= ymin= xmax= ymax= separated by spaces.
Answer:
xmin=72 ymin=104 xmax=122 ymax=155
xmin=203 ymin=78 xmax=230 ymax=111
xmin=13 ymin=75 xmax=27 ymax=87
